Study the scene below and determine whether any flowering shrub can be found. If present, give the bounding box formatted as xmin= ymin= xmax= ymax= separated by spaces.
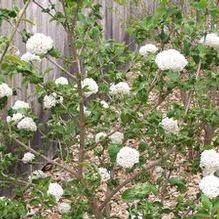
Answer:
xmin=0 ymin=0 xmax=219 ymax=218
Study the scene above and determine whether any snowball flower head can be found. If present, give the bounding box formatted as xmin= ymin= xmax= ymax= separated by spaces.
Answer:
xmin=98 ymin=167 xmax=110 ymax=182
xmin=139 ymin=44 xmax=158 ymax=56
xmin=160 ymin=117 xmax=179 ymax=134
xmin=109 ymin=82 xmax=131 ymax=96
xmin=26 ymin=33 xmax=53 ymax=55
xmin=95 ymin=132 xmax=107 ymax=143
xmin=82 ymin=78 xmax=99 ymax=97
xmin=200 ymin=149 xmax=219 ymax=176
xmin=58 ymin=202 xmax=71 ymax=214
xmin=116 ymin=146 xmax=140 ymax=168
xmin=155 ymin=49 xmax=188 ymax=71
xmin=47 ymin=182 xmax=64 ymax=202
xmin=21 ymin=52 xmax=41 ymax=62
xmin=17 ymin=117 xmax=37 ymax=132
xmin=28 ymin=170 xmax=47 ymax=181
xmin=55 ymin=77 xmax=69 ymax=85
xmin=12 ymin=100 xmax=30 ymax=110
xmin=199 ymin=175 xmax=219 ymax=199
xmin=100 ymin=100 xmax=109 ymax=109
xmin=7 ymin=113 xmax=24 ymax=123
xmin=22 ymin=152 xmax=35 ymax=163
xmin=0 ymin=83 xmax=13 ymax=98
xmin=199 ymin=33 xmax=219 ymax=49
xmin=109 ymin=131 xmax=124 ymax=144
xmin=43 ymin=93 xmax=63 ymax=109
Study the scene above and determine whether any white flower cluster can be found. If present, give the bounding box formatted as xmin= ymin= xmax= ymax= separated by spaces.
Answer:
xmin=116 ymin=146 xmax=140 ymax=168
xmin=199 ymin=33 xmax=219 ymax=49
xmin=58 ymin=202 xmax=71 ymax=214
xmin=47 ymin=182 xmax=64 ymax=202
xmin=8 ymin=100 xmax=37 ymax=132
xmin=98 ymin=167 xmax=110 ymax=182
xmin=22 ymin=152 xmax=35 ymax=163
xmin=155 ymin=49 xmax=188 ymax=71
xmin=55 ymin=77 xmax=69 ymax=85
xmin=7 ymin=113 xmax=24 ymax=124
xmin=81 ymin=78 xmax=99 ymax=97
xmin=21 ymin=52 xmax=41 ymax=63
xmin=109 ymin=82 xmax=131 ymax=96
xmin=28 ymin=170 xmax=47 ymax=181
xmin=139 ymin=44 xmax=158 ymax=56
xmin=43 ymin=92 xmax=63 ymax=109
xmin=199 ymin=149 xmax=219 ymax=199
xmin=160 ymin=117 xmax=179 ymax=134
xmin=12 ymin=100 xmax=30 ymax=110
xmin=17 ymin=117 xmax=37 ymax=132
xmin=200 ymin=149 xmax=219 ymax=176
xmin=26 ymin=33 xmax=53 ymax=55
xmin=109 ymin=131 xmax=124 ymax=144
xmin=199 ymin=175 xmax=219 ymax=199
xmin=0 ymin=83 xmax=13 ymax=98
xmin=95 ymin=132 xmax=107 ymax=143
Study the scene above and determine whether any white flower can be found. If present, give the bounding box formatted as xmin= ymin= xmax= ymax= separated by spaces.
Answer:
xmin=26 ymin=33 xmax=53 ymax=55
xmin=98 ymin=167 xmax=110 ymax=182
xmin=109 ymin=82 xmax=131 ymax=96
xmin=21 ymin=52 xmax=41 ymax=62
xmin=200 ymin=149 xmax=219 ymax=176
xmin=0 ymin=83 xmax=13 ymax=98
xmin=116 ymin=146 xmax=140 ymax=168
xmin=100 ymin=100 xmax=109 ymax=109
xmin=199 ymin=33 xmax=219 ymax=49
xmin=95 ymin=132 xmax=107 ymax=143
xmin=109 ymin=131 xmax=124 ymax=144
xmin=160 ymin=117 xmax=179 ymax=134
xmin=22 ymin=152 xmax=35 ymax=163
xmin=55 ymin=77 xmax=69 ymax=85
xmin=17 ymin=117 xmax=37 ymax=132
xmin=139 ymin=44 xmax=158 ymax=56
xmin=12 ymin=100 xmax=30 ymax=110
xmin=199 ymin=175 xmax=219 ymax=199
xmin=58 ymin=202 xmax=71 ymax=214
xmin=43 ymin=93 xmax=63 ymax=109
xmin=7 ymin=113 xmax=24 ymax=123
xmin=47 ymin=182 xmax=64 ymax=202
xmin=82 ymin=78 xmax=99 ymax=97
xmin=155 ymin=49 xmax=188 ymax=71
xmin=28 ymin=170 xmax=47 ymax=181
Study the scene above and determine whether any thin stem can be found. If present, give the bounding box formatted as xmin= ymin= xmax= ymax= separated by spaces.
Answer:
xmin=47 ymin=57 xmax=77 ymax=81
xmin=14 ymin=138 xmax=78 ymax=178
xmin=0 ymin=0 xmax=31 ymax=65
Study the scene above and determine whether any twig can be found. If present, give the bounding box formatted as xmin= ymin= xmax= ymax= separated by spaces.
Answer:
xmin=14 ymin=138 xmax=78 ymax=178
xmin=0 ymin=0 xmax=31 ymax=65
xmin=99 ymin=146 xmax=176 ymax=211
xmin=99 ymin=160 xmax=160 ymax=211
xmin=47 ymin=57 xmax=77 ymax=81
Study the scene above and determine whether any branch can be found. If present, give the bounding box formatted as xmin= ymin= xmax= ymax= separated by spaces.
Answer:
xmin=0 ymin=0 xmax=31 ymax=65
xmin=99 ymin=160 xmax=160 ymax=211
xmin=47 ymin=57 xmax=77 ymax=81
xmin=14 ymin=138 xmax=78 ymax=178
xmin=99 ymin=146 xmax=176 ymax=211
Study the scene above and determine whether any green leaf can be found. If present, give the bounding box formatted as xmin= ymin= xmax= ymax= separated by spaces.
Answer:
xmin=122 ymin=182 xmax=157 ymax=201
xmin=169 ymin=177 xmax=187 ymax=193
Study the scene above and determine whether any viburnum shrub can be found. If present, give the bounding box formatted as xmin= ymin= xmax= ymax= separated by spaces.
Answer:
xmin=0 ymin=0 xmax=219 ymax=218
